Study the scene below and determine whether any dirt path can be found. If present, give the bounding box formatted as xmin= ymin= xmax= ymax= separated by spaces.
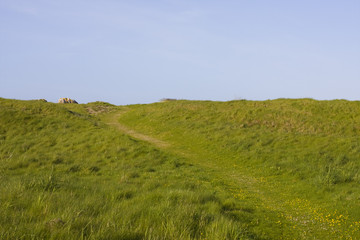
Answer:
xmin=105 ymin=113 xmax=170 ymax=149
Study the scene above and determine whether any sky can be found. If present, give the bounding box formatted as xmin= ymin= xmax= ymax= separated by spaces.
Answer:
xmin=0 ymin=0 xmax=359 ymax=105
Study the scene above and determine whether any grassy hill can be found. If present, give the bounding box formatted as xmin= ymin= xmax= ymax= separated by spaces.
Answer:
xmin=1 ymin=97 xmax=360 ymax=239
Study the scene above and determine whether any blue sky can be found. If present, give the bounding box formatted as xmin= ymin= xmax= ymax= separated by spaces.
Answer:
xmin=1 ymin=0 xmax=359 ymax=104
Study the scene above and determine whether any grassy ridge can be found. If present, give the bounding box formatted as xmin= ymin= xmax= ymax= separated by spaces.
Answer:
xmin=0 ymin=98 xmax=286 ymax=239
xmin=118 ymin=99 xmax=360 ymax=186
xmin=2 ymin=97 xmax=360 ymax=239
xmin=117 ymin=99 xmax=360 ymax=239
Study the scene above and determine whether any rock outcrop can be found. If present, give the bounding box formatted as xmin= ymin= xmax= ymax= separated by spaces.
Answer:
xmin=58 ymin=98 xmax=78 ymax=104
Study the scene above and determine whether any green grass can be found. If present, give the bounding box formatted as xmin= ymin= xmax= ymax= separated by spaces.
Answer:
xmin=2 ymin=97 xmax=360 ymax=239
xmin=0 ymin=98 xmax=281 ymax=239
xmin=117 ymin=99 xmax=360 ymax=239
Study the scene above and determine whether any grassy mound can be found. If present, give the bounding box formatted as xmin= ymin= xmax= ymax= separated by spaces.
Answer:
xmin=2 ymin=97 xmax=360 ymax=239
xmin=118 ymin=98 xmax=360 ymax=238
xmin=0 ymin=98 xmax=278 ymax=239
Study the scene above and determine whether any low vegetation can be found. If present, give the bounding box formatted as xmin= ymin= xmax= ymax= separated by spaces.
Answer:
xmin=118 ymin=99 xmax=360 ymax=239
xmin=1 ymin=97 xmax=360 ymax=239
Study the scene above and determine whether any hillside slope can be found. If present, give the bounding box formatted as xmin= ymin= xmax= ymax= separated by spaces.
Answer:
xmin=0 ymin=98 xmax=272 ymax=239
xmin=117 ymin=98 xmax=360 ymax=239
xmin=2 ymin=98 xmax=360 ymax=239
